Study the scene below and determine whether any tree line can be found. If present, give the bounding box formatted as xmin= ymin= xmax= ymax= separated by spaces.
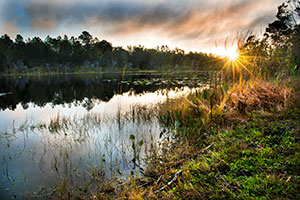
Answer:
xmin=0 ymin=31 xmax=222 ymax=73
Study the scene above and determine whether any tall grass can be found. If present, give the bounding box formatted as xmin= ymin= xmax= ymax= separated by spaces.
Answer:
xmin=156 ymin=32 xmax=297 ymax=137
xmin=158 ymin=78 xmax=293 ymax=137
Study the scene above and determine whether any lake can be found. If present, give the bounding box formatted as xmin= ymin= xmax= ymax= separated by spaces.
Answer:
xmin=0 ymin=72 xmax=217 ymax=199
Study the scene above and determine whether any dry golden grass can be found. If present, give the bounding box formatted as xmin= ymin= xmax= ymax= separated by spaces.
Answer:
xmin=158 ymin=79 xmax=293 ymax=127
xmin=223 ymin=80 xmax=292 ymax=121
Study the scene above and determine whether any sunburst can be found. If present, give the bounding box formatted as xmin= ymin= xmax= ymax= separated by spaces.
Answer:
xmin=227 ymin=50 xmax=239 ymax=61
xmin=217 ymin=48 xmax=256 ymax=82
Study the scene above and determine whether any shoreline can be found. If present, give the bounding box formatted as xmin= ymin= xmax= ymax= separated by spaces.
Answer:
xmin=0 ymin=68 xmax=217 ymax=77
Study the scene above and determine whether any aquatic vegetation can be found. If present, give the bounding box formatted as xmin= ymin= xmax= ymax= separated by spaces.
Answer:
xmin=0 ymin=93 xmax=176 ymax=199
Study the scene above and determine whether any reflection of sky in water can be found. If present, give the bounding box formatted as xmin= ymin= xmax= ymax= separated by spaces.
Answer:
xmin=0 ymin=87 xmax=194 ymax=129
xmin=0 ymin=87 xmax=197 ymax=199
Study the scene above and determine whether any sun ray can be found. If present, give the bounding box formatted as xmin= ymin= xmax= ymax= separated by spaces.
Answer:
xmin=215 ymin=47 xmax=259 ymax=83
xmin=236 ymin=59 xmax=254 ymax=76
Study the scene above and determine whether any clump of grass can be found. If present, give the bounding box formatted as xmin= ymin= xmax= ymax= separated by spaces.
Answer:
xmin=129 ymin=104 xmax=159 ymax=123
xmin=159 ymin=79 xmax=293 ymax=136
xmin=225 ymin=80 xmax=292 ymax=117
xmin=48 ymin=114 xmax=71 ymax=134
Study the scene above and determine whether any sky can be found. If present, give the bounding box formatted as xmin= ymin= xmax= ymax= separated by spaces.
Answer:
xmin=0 ymin=0 xmax=284 ymax=54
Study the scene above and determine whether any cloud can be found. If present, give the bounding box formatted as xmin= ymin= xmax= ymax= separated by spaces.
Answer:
xmin=166 ymin=1 xmax=271 ymax=38
xmin=0 ymin=0 xmax=282 ymax=51
xmin=1 ymin=23 xmax=19 ymax=36
xmin=31 ymin=18 xmax=56 ymax=30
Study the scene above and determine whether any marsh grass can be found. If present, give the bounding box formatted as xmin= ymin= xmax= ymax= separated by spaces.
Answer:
xmin=78 ymin=77 xmax=300 ymax=200
xmin=158 ymin=79 xmax=293 ymax=137
xmin=35 ymin=104 xmax=169 ymax=199
xmin=0 ymin=100 xmax=170 ymax=199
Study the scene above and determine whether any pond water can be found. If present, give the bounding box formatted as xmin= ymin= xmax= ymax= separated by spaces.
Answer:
xmin=0 ymin=72 xmax=217 ymax=199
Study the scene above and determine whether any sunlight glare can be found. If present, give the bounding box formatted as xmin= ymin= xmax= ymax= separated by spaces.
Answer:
xmin=211 ymin=47 xmax=239 ymax=61
xmin=227 ymin=49 xmax=239 ymax=61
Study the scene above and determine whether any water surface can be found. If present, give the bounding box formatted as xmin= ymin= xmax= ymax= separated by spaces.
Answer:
xmin=0 ymin=72 xmax=215 ymax=199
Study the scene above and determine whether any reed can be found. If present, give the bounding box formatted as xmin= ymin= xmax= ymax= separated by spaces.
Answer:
xmin=158 ymin=79 xmax=293 ymax=136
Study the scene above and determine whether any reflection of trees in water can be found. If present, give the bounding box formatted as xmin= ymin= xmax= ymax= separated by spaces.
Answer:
xmin=0 ymin=74 xmax=174 ymax=111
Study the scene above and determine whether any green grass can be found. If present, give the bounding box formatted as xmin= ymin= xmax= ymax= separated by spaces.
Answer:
xmin=177 ymin=111 xmax=300 ymax=199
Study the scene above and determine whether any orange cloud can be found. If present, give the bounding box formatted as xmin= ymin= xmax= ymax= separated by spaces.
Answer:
xmin=1 ymin=22 xmax=19 ymax=36
xmin=0 ymin=0 xmax=282 ymax=51
xmin=31 ymin=18 xmax=56 ymax=30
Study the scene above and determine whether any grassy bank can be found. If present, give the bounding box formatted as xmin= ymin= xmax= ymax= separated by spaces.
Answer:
xmin=49 ymin=77 xmax=300 ymax=199
xmin=117 ymin=78 xmax=300 ymax=199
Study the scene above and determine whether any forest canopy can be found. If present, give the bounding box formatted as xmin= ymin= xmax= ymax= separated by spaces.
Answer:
xmin=0 ymin=31 xmax=221 ymax=73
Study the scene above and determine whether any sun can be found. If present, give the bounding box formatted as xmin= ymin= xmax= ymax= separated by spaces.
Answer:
xmin=210 ymin=47 xmax=239 ymax=61
xmin=210 ymin=47 xmax=255 ymax=82
xmin=223 ymin=48 xmax=239 ymax=61
xmin=227 ymin=50 xmax=239 ymax=61
xmin=217 ymin=46 xmax=255 ymax=83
